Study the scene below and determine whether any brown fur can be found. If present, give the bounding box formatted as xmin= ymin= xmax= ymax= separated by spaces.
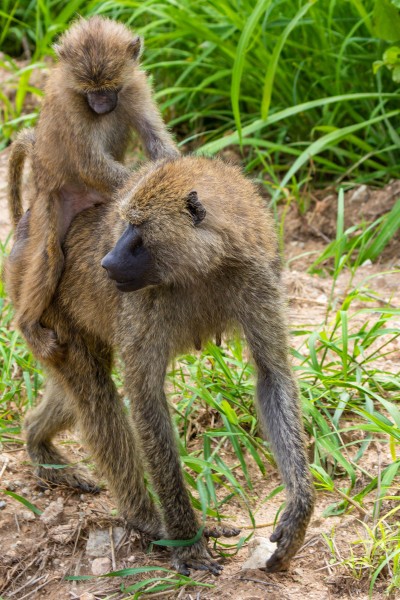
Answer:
xmin=13 ymin=156 xmax=314 ymax=574
xmin=5 ymin=15 xmax=178 ymax=363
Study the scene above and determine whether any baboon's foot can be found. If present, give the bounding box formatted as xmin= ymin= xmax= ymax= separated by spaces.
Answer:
xmin=204 ymin=523 xmax=241 ymax=538
xmin=264 ymin=498 xmax=314 ymax=573
xmin=171 ymin=539 xmax=223 ymax=576
xmin=21 ymin=321 xmax=66 ymax=365
xmin=36 ymin=464 xmax=100 ymax=494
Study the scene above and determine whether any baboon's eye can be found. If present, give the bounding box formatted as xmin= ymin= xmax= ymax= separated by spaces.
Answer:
xmin=186 ymin=190 xmax=206 ymax=226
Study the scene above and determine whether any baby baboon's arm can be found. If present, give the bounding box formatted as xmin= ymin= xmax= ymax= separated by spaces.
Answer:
xmin=130 ymin=71 xmax=180 ymax=160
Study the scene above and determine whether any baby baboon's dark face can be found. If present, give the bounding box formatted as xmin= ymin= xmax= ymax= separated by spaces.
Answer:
xmin=101 ymin=223 xmax=160 ymax=292
xmin=86 ymin=89 xmax=119 ymax=115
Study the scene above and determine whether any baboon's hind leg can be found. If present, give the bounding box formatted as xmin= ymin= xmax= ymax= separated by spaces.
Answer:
xmin=51 ymin=335 xmax=163 ymax=538
xmin=25 ymin=375 xmax=100 ymax=493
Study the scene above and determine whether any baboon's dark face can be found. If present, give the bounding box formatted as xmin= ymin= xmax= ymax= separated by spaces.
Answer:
xmin=113 ymin=187 xmax=209 ymax=290
xmin=86 ymin=89 xmax=119 ymax=115
xmin=101 ymin=223 xmax=161 ymax=292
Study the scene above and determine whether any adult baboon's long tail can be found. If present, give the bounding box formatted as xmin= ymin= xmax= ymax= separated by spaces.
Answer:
xmin=8 ymin=128 xmax=35 ymax=228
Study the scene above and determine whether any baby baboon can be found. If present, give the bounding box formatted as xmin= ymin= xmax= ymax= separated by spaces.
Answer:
xmin=20 ymin=156 xmax=314 ymax=575
xmin=6 ymin=15 xmax=178 ymax=363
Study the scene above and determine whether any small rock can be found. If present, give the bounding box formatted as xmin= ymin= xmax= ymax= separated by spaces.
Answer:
xmin=40 ymin=497 xmax=64 ymax=526
xmin=10 ymin=541 xmax=23 ymax=549
xmin=79 ymin=593 xmax=95 ymax=600
xmin=4 ymin=481 xmax=16 ymax=491
xmin=91 ymin=557 xmax=111 ymax=576
xmin=48 ymin=523 xmax=75 ymax=544
xmin=20 ymin=510 xmax=36 ymax=522
xmin=349 ymin=184 xmax=368 ymax=203
xmin=316 ymin=293 xmax=328 ymax=304
xmin=360 ymin=258 xmax=372 ymax=267
xmin=86 ymin=527 xmax=125 ymax=557
xmin=127 ymin=555 xmax=136 ymax=563
xmin=0 ymin=500 xmax=6 ymax=510
xmin=241 ymin=537 xmax=277 ymax=570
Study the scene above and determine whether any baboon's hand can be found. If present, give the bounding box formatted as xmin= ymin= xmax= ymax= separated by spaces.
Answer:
xmin=265 ymin=500 xmax=313 ymax=572
xmin=171 ymin=539 xmax=223 ymax=576
xmin=204 ymin=524 xmax=241 ymax=538
xmin=22 ymin=323 xmax=66 ymax=365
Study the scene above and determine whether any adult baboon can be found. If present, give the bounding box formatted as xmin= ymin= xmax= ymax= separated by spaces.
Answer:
xmin=5 ymin=15 xmax=178 ymax=363
xmin=17 ymin=156 xmax=314 ymax=574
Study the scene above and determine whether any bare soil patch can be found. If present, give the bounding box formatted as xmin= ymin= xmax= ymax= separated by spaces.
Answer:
xmin=0 ymin=146 xmax=399 ymax=599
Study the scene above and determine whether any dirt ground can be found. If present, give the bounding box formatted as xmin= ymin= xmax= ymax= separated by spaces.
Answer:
xmin=0 ymin=144 xmax=399 ymax=600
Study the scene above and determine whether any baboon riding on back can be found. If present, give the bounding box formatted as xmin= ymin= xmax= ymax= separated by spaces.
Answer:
xmin=9 ymin=156 xmax=314 ymax=575
xmin=5 ymin=16 xmax=178 ymax=363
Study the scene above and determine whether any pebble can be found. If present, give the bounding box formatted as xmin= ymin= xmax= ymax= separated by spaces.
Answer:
xmin=349 ymin=184 xmax=368 ymax=203
xmin=20 ymin=510 xmax=36 ymax=522
xmin=86 ymin=527 xmax=124 ymax=558
xmin=0 ymin=500 xmax=6 ymax=510
xmin=91 ymin=557 xmax=111 ymax=576
xmin=360 ymin=258 xmax=372 ymax=267
xmin=80 ymin=592 xmax=95 ymax=600
xmin=4 ymin=481 xmax=16 ymax=491
xmin=40 ymin=497 xmax=64 ymax=526
xmin=241 ymin=537 xmax=277 ymax=570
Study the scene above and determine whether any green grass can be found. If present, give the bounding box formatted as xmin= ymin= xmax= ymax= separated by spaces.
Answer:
xmin=1 ymin=0 xmax=400 ymax=198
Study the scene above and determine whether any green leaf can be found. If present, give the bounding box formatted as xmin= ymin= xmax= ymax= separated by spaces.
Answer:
xmin=261 ymin=0 xmax=315 ymax=120
xmin=231 ymin=0 xmax=272 ymax=141
xmin=3 ymin=490 xmax=42 ymax=515
xmin=373 ymin=0 xmax=400 ymax=42
xmin=151 ymin=526 xmax=204 ymax=547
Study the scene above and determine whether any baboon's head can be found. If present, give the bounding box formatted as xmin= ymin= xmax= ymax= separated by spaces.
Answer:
xmin=54 ymin=16 xmax=142 ymax=115
xmin=101 ymin=158 xmax=231 ymax=292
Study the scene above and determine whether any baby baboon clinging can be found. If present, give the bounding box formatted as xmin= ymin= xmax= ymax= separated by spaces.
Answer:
xmin=20 ymin=156 xmax=314 ymax=575
xmin=6 ymin=15 xmax=178 ymax=363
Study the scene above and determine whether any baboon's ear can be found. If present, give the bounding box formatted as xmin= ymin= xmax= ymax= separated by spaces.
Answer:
xmin=186 ymin=191 xmax=206 ymax=226
xmin=53 ymin=43 xmax=66 ymax=60
xmin=128 ymin=36 xmax=143 ymax=61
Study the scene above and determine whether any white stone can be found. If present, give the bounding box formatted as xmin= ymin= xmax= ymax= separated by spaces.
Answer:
xmin=349 ymin=184 xmax=368 ymax=203
xmin=86 ymin=527 xmax=124 ymax=557
xmin=20 ymin=510 xmax=36 ymax=522
xmin=40 ymin=497 xmax=64 ymax=526
xmin=91 ymin=557 xmax=111 ymax=576
xmin=241 ymin=536 xmax=277 ymax=570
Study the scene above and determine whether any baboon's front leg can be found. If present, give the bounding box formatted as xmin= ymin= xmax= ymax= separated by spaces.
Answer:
xmin=240 ymin=281 xmax=315 ymax=572
xmin=25 ymin=375 xmax=99 ymax=493
xmin=123 ymin=349 xmax=222 ymax=576
xmin=50 ymin=336 xmax=162 ymax=538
